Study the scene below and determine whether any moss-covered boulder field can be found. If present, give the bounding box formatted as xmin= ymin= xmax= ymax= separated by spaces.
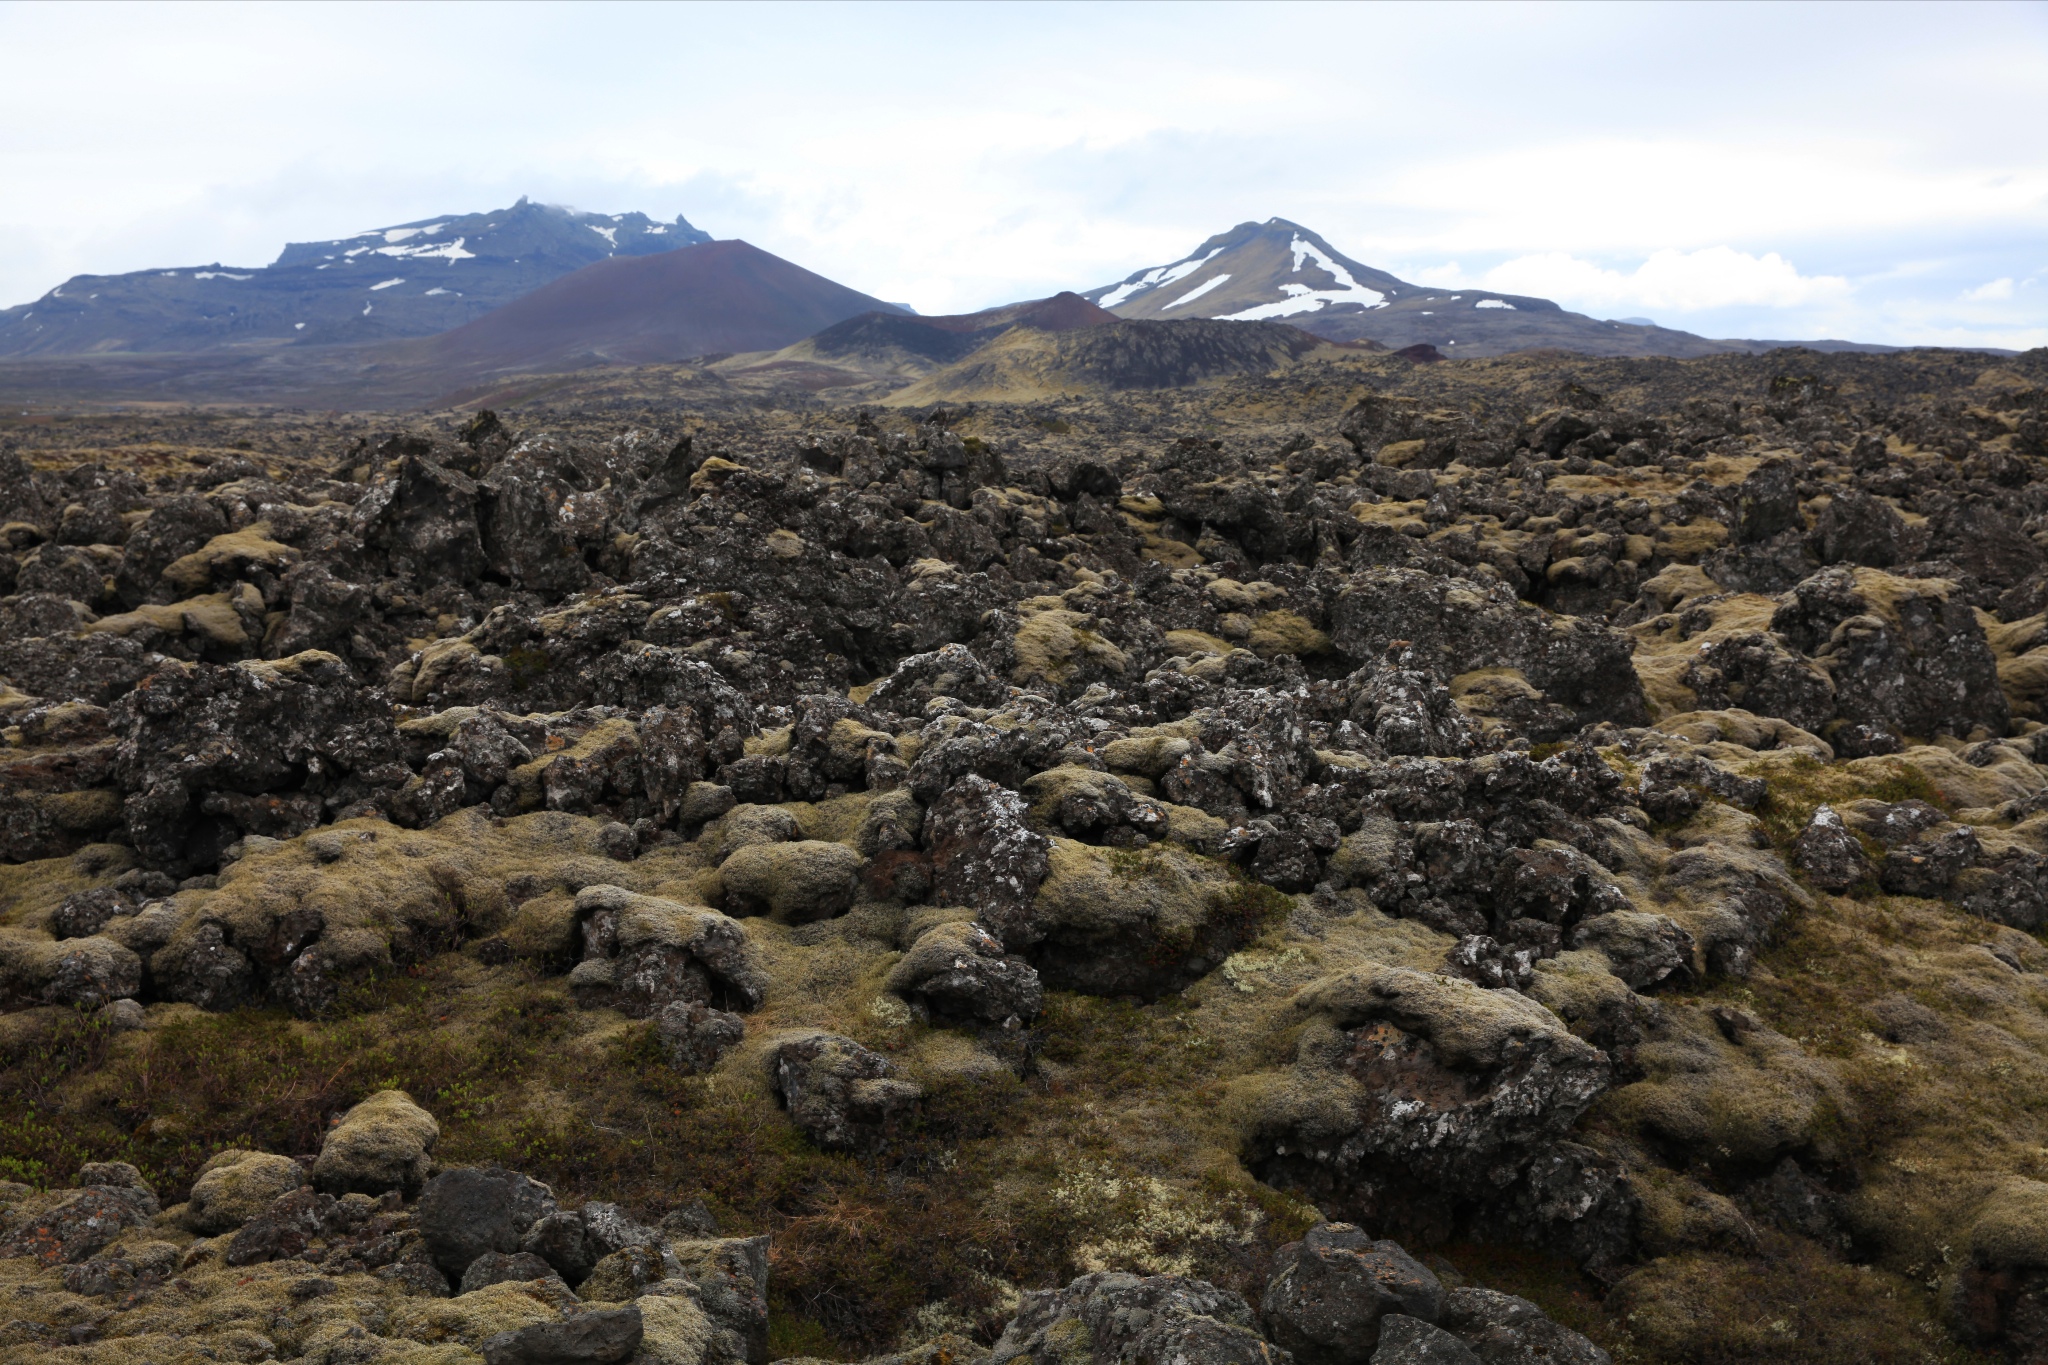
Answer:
xmin=5 ymin=344 xmax=2048 ymax=1364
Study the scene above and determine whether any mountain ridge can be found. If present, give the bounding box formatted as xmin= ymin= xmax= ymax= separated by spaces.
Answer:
xmin=0 ymin=199 xmax=711 ymax=357
xmin=1083 ymin=217 xmax=1903 ymax=359
xmin=393 ymin=238 xmax=910 ymax=378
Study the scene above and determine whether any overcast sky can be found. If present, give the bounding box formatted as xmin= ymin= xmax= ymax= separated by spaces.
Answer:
xmin=2 ymin=0 xmax=2045 ymax=347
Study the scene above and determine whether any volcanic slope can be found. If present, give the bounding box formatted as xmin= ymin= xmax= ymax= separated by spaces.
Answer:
xmin=878 ymin=315 xmax=1369 ymax=404
xmin=712 ymin=291 xmax=1119 ymax=391
xmin=1086 ymin=217 xmax=1766 ymax=359
xmin=0 ymin=198 xmax=712 ymax=357
xmin=391 ymin=239 xmax=910 ymax=386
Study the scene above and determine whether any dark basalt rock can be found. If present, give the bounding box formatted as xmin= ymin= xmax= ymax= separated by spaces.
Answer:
xmin=417 ymin=1166 xmax=559 ymax=1280
xmin=656 ymin=999 xmax=748 ymax=1075
xmin=482 ymin=1305 xmax=643 ymax=1365
xmin=1771 ymin=566 xmax=2009 ymax=741
xmin=991 ymin=1271 xmax=1287 ymax=1365
xmin=1253 ymin=966 xmax=1612 ymax=1248
xmin=885 ymin=920 xmax=1043 ymax=1025
xmin=769 ymin=1032 xmax=924 ymax=1152
xmin=1328 ymin=568 xmax=1647 ymax=729
xmin=1879 ymin=825 xmax=1982 ymax=897
xmin=109 ymin=650 xmax=403 ymax=870
xmin=1261 ymin=1222 xmax=1443 ymax=1364
xmin=0 ymin=1184 xmax=157 ymax=1265
xmin=1792 ymin=805 xmax=1872 ymax=890
xmin=1438 ymin=1287 xmax=1610 ymax=1364
xmin=926 ymin=775 xmax=1053 ymax=942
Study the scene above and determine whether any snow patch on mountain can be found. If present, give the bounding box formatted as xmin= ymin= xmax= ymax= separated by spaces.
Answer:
xmin=377 ymin=237 xmax=475 ymax=263
xmin=1098 ymin=247 xmax=1224 ymax=309
xmin=1217 ymin=234 xmax=1386 ymax=320
xmin=1163 ymin=274 xmax=1231 ymax=309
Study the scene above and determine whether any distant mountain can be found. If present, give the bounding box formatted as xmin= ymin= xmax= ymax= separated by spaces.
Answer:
xmin=1084 ymin=219 xmax=1751 ymax=359
xmin=0 ymin=199 xmax=711 ymax=357
xmin=396 ymin=239 xmax=909 ymax=379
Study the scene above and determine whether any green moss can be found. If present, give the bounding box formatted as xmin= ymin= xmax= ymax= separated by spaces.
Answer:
xmin=503 ymin=646 xmax=552 ymax=693
xmin=1210 ymin=876 xmax=1292 ymax=941
xmin=767 ymin=1314 xmax=840 ymax=1361
xmin=1436 ymin=1242 xmax=1614 ymax=1347
xmin=1605 ymin=1235 xmax=1999 ymax=1365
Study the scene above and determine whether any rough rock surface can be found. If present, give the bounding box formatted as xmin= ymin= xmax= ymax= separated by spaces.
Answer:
xmin=769 ymin=1032 xmax=925 ymax=1152
xmin=9 ymin=353 xmax=2048 ymax=1364
xmin=990 ymin=1271 xmax=1283 ymax=1365
xmin=1261 ymin=1222 xmax=1443 ymax=1363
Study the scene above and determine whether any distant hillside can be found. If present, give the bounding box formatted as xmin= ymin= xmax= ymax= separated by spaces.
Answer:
xmin=880 ymin=316 xmax=1369 ymax=405
xmin=1085 ymin=219 xmax=1756 ymax=359
xmin=711 ymin=291 xmax=1118 ymax=390
xmin=0 ymin=199 xmax=711 ymax=357
xmin=395 ymin=239 xmax=910 ymax=379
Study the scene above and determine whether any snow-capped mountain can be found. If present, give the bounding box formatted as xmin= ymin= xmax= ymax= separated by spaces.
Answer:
xmin=1085 ymin=218 xmax=1745 ymax=359
xmin=1089 ymin=219 xmax=1412 ymax=322
xmin=0 ymin=199 xmax=713 ymax=357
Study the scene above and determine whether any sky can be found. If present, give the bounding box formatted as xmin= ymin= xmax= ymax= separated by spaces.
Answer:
xmin=1 ymin=0 xmax=2045 ymax=349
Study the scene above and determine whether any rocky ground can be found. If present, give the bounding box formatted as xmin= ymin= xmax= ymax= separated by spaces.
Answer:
xmin=4 ymin=345 xmax=2048 ymax=1365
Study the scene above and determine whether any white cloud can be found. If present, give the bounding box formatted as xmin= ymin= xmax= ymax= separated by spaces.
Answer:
xmin=1964 ymin=277 xmax=2016 ymax=301
xmin=1408 ymin=248 xmax=1852 ymax=316
xmin=1479 ymin=248 xmax=1852 ymax=313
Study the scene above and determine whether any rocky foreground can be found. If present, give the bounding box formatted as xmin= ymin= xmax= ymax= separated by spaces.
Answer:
xmin=0 ymin=1088 xmax=1603 ymax=1365
xmin=4 ymin=348 xmax=2048 ymax=1364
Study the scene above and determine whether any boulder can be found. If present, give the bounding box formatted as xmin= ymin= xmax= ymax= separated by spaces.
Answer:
xmin=989 ymin=1270 xmax=1286 ymax=1365
xmin=1329 ymin=567 xmax=1647 ymax=729
xmin=718 ymin=840 xmax=861 ymax=923
xmin=769 ymin=1032 xmax=924 ymax=1152
xmin=0 ymin=1184 xmax=157 ymax=1264
xmin=1770 ymin=567 xmax=2008 ymax=741
xmin=0 ymin=932 xmax=141 ymax=1011
xmin=1251 ymin=966 xmax=1610 ymax=1238
xmin=461 ymin=1250 xmax=567 ymax=1295
xmin=312 ymin=1089 xmax=441 ymax=1197
xmin=1813 ymin=489 xmax=1906 ymax=569
xmin=571 ymin=886 xmax=766 ymax=1016
xmin=109 ymin=651 xmax=403 ymax=868
xmin=1369 ymin=1317 xmax=1477 ymax=1365
xmin=884 ymin=920 xmax=1043 ymax=1025
xmin=1878 ymin=826 xmax=1981 ymax=898
xmin=223 ymin=1186 xmax=338 ymax=1266
xmin=1438 ymin=1287 xmax=1610 ymax=1364
xmin=927 ymin=775 xmax=1054 ymax=938
xmin=1568 ymin=912 xmax=1695 ymax=992
xmin=418 ymin=1166 xmax=559 ymax=1279
xmin=656 ymin=1000 xmax=747 ymax=1075
xmin=1790 ymin=805 xmax=1871 ymax=891
xmin=1261 ymin=1222 xmax=1443 ymax=1364
xmin=482 ymin=1305 xmax=644 ymax=1365
xmin=580 ymin=1245 xmax=671 ymax=1302
xmin=667 ymin=1234 xmax=771 ymax=1365
xmin=185 ymin=1149 xmax=307 ymax=1234
xmin=1019 ymin=839 xmax=1257 ymax=999
xmin=521 ymin=1208 xmax=599 ymax=1285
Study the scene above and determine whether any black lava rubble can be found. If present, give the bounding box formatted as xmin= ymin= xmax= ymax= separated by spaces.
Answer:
xmin=8 ymin=347 xmax=2048 ymax=1364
